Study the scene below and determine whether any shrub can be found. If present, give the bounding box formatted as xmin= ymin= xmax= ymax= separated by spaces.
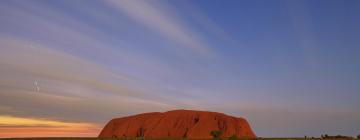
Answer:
xmin=239 ymin=136 xmax=250 ymax=140
xmin=210 ymin=130 xmax=223 ymax=139
xmin=135 ymin=137 xmax=145 ymax=140
xmin=229 ymin=134 xmax=238 ymax=140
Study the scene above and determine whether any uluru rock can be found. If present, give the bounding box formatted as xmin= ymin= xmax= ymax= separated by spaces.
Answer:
xmin=99 ymin=110 xmax=256 ymax=139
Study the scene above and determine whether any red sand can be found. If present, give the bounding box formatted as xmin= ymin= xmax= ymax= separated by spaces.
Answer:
xmin=99 ymin=110 xmax=256 ymax=139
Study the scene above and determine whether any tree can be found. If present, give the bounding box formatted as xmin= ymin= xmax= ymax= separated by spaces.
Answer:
xmin=229 ymin=134 xmax=238 ymax=140
xmin=239 ymin=136 xmax=250 ymax=140
xmin=357 ymin=135 xmax=360 ymax=139
xmin=210 ymin=130 xmax=223 ymax=140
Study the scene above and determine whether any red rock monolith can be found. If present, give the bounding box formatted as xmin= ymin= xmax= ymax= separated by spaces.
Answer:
xmin=99 ymin=110 xmax=256 ymax=139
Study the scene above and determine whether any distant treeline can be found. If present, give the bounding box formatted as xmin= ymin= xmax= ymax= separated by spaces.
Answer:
xmin=320 ymin=134 xmax=358 ymax=140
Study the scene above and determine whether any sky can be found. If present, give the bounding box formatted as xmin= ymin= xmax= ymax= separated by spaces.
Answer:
xmin=0 ymin=0 xmax=360 ymax=138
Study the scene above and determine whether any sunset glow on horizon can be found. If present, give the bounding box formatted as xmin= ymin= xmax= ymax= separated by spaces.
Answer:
xmin=0 ymin=116 xmax=100 ymax=138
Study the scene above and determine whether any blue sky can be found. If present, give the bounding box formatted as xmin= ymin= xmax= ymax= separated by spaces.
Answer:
xmin=0 ymin=0 xmax=359 ymax=137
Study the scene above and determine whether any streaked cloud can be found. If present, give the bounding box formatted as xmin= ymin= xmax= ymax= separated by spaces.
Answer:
xmin=0 ymin=37 xmax=178 ymax=123
xmin=176 ymin=1 xmax=239 ymax=47
xmin=106 ymin=0 xmax=211 ymax=55
xmin=286 ymin=1 xmax=319 ymax=68
xmin=0 ymin=38 xmax=138 ymax=98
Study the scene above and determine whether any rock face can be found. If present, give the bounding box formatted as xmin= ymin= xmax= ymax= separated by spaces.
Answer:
xmin=99 ymin=110 xmax=256 ymax=139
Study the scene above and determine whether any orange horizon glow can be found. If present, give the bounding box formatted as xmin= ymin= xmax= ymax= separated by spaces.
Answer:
xmin=0 ymin=116 xmax=101 ymax=138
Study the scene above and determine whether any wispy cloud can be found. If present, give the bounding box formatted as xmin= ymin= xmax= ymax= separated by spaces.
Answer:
xmin=0 ymin=38 xmax=177 ymax=124
xmin=106 ymin=0 xmax=211 ymax=55
xmin=0 ymin=2 xmax=215 ymax=130
xmin=0 ymin=38 xmax=138 ymax=97
xmin=286 ymin=1 xmax=319 ymax=68
xmin=175 ymin=1 xmax=239 ymax=47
